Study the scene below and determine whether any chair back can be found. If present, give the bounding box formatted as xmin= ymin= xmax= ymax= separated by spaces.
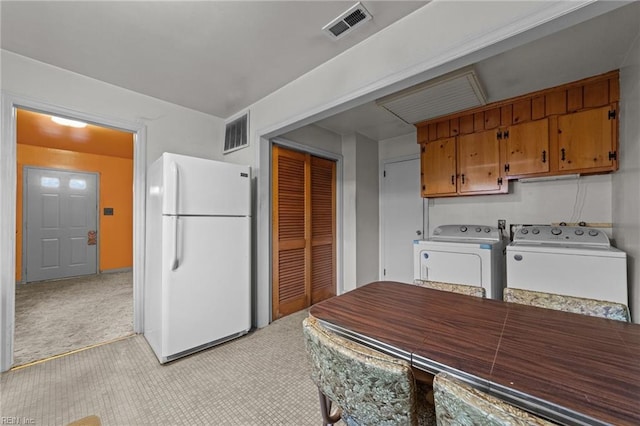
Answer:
xmin=302 ymin=316 xmax=420 ymax=425
xmin=414 ymin=280 xmax=486 ymax=298
xmin=433 ymin=372 xmax=554 ymax=426
xmin=504 ymin=288 xmax=630 ymax=322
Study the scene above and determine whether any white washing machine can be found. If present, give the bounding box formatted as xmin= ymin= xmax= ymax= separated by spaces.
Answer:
xmin=507 ymin=225 xmax=628 ymax=305
xmin=413 ymin=225 xmax=505 ymax=300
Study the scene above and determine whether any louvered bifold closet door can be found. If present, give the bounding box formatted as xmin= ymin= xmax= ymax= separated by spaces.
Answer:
xmin=310 ymin=156 xmax=336 ymax=304
xmin=272 ymin=146 xmax=310 ymax=319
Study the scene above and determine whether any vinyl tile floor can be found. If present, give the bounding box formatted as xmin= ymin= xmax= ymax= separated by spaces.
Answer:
xmin=2 ymin=310 xmax=327 ymax=426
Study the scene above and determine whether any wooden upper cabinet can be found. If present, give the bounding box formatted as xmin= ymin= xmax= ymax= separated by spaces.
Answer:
xmin=421 ymin=138 xmax=457 ymax=197
xmin=558 ymin=104 xmax=617 ymax=172
xmin=458 ymin=130 xmax=505 ymax=194
xmin=416 ymin=71 xmax=619 ymax=197
xmin=504 ymin=119 xmax=550 ymax=177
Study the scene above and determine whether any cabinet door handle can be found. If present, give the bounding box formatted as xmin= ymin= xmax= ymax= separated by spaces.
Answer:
xmin=542 ymin=150 xmax=547 ymax=163
xmin=451 ymin=175 xmax=455 ymax=185
xmin=461 ymin=174 xmax=465 ymax=184
xmin=561 ymin=148 xmax=566 ymax=161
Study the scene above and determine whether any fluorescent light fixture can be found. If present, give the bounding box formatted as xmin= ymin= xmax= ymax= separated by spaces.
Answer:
xmin=519 ymin=174 xmax=580 ymax=183
xmin=51 ymin=116 xmax=88 ymax=128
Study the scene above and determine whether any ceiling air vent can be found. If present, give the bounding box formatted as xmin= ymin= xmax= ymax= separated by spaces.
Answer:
xmin=323 ymin=2 xmax=372 ymax=40
xmin=376 ymin=66 xmax=487 ymax=124
xmin=224 ymin=112 xmax=249 ymax=154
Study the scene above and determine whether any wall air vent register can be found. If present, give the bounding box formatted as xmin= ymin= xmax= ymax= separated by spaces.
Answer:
xmin=223 ymin=112 xmax=249 ymax=154
xmin=322 ymin=2 xmax=372 ymax=40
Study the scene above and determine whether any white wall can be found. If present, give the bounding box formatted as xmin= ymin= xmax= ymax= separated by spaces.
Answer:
xmin=613 ymin=21 xmax=640 ymax=323
xmin=428 ymin=176 xmax=612 ymax=236
xmin=280 ymin=124 xmax=342 ymax=155
xmin=379 ymin=132 xmax=419 ymax=161
xmin=354 ymin=133 xmax=379 ymax=287
xmin=1 ymin=51 xmax=225 ymax=164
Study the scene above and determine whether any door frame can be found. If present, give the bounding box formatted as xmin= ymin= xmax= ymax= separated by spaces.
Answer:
xmin=22 ymin=167 xmax=100 ymax=283
xmin=378 ymin=154 xmax=427 ymax=281
xmin=269 ymin=137 xmax=343 ymax=320
xmin=0 ymin=93 xmax=147 ymax=372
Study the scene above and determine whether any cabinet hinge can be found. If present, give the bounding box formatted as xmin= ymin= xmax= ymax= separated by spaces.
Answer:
xmin=498 ymin=177 xmax=503 ymax=185
xmin=383 ymin=269 xmax=386 ymax=276
xmin=504 ymin=164 xmax=510 ymax=173
xmin=383 ymin=170 xmax=386 ymax=177
xmin=421 ymin=146 xmax=425 ymax=153
xmin=608 ymin=109 xmax=617 ymax=120
xmin=609 ymin=151 xmax=617 ymax=160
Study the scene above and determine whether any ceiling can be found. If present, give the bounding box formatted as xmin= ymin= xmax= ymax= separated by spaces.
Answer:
xmin=0 ymin=1 xmax=427 ymax=119
xmin=17 ymin=109 xmax=134 ymax=159
xmin=2 ymin=1 xmax=638 ymax=143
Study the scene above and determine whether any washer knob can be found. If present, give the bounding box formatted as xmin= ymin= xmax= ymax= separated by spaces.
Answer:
xmin=521 ymin=229 xmax=529 ymax=235
xmin=475 ymin=227 xmax=482 ymax=232
xmin=460 ymin=226 xmax=467 ymax=232
xmin=589 ymin=230 xmax=599 ymax=237
xmin=551 ymin=227 xmax=562 ymax=236
xmin=484 ymin=227 xmax=491 ymax=233
xmin=575 ymin=229 xmax=584 ymax=236
xmin=532 ymin=228 xmax=540 ymax=235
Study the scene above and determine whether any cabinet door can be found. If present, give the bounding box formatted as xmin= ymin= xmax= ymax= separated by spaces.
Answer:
xmin=458 ymin=129 xmax=503 ymax=194
xmin=558 ymin=105 xmax=616 ymax=172
xmin=505 ymin=119 xmax=550 ymax=176
xmin=422 ymin=138 xmax=457 ymax=196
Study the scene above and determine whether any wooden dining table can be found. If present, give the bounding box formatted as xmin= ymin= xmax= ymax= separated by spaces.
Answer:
xmin=309 ymin=281 xmax=640 ymax=426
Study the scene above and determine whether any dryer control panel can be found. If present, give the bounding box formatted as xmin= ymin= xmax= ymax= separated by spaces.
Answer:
xmin=512 ymin=225 xmax=610 ymax=246
xmin=431 ymin=224 xmax=502 ymax=242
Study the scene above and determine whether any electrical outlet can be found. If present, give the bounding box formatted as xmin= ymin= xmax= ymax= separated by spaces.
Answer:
xmin=498 ymin=219 xmax=506 ymax=230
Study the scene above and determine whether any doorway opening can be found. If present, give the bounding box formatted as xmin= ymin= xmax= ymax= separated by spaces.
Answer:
xmin=11 ymin=108 xmax=136 ymax=367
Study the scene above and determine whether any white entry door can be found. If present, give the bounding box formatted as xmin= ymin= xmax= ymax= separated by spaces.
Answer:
xmin=25 ymin=168 xmax=98 ymax=282
xmin=381 ymin=158 xmax=425 ymax=283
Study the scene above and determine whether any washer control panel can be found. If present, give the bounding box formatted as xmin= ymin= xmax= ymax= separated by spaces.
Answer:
xmin=512 ymin=225 xmax=610 ymax=246
xmin=431 ymin=224 xmax=501 ymax=242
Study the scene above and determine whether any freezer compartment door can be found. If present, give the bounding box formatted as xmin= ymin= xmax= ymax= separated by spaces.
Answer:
xmin=161 ymin=153 xmax=250 ymax=216
xmin=418 ymin=249 xmax=483 ymax=286
xmin=162 ymin=216 xmax=251 ymax=358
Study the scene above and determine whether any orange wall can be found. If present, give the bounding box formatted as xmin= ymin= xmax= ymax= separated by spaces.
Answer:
xmin=16 ymin=144 xmax=133 ymax=281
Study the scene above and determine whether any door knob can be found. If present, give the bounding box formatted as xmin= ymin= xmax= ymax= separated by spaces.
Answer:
xmin=416 ymin=230 xmax=422 ymax=236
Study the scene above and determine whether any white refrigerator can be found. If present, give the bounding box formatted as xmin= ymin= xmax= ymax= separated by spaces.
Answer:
xmin=144 ymin=152 xmax=251 ymax=363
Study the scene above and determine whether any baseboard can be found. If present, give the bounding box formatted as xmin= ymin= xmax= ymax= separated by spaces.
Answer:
xmin=100 ymin=267 xmax=133 ymax=274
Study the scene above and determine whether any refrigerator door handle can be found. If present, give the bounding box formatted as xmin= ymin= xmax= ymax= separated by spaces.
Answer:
xmin=171 ymin=216 xmax=180 ymax=271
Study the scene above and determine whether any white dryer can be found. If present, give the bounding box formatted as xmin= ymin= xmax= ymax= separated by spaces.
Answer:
xmin=413 ymin=225 xmax=505 ymax=300
xmin=507 ymin=225 xmax=627 ymax=305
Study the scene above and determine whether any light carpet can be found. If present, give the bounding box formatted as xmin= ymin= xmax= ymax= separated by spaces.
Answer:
xmin=14 ymin=272 xmax=134 ymax=366
xmin=1 ymin=309 xmax=326 ymax=425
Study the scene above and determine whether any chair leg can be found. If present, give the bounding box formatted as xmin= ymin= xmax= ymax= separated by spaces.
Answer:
xmin=318 ymin=389 xmax=342 ymax=426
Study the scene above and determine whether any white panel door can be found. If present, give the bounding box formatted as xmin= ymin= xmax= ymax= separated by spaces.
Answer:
xmin=25 ymin=168 xmax=98 ymax=282
xmin=381 ymin=158 xmax=424 ymax=283
xmin=163 ymin=216 xmax=251 ymax=357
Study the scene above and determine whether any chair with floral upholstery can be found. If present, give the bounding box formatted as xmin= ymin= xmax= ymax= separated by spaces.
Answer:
xmin=433 ymin=372 xmax=554 ymax=426
xmin=503 ymin=288 xmax=630 ymax=322
xmin=413 ymin=280 xmax=486 ymax=298
xmin=302 ymin=316 xmax=435 ymax=426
